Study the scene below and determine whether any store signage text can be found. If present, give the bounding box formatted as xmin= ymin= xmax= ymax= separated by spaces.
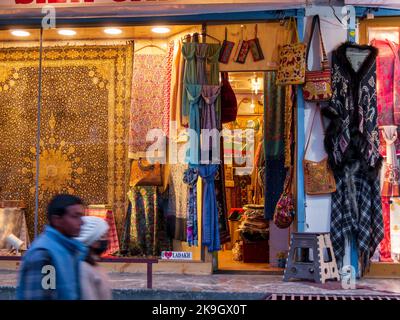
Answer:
xmin=161 ymin=251 xmax=193 ymax=261
xmin=15 ymin=0 xmax=168 ymax=4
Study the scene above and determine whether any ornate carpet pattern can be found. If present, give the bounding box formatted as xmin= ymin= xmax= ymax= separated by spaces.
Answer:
xmin=0 ymin=44 xmax=133 ymax=239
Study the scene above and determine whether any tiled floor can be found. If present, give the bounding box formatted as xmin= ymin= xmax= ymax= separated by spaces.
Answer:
xmin=2 ymin=269 xmax=400 ymax=297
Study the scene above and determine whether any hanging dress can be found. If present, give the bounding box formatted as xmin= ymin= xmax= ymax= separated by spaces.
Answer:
xmin=183 ymin=167 xmax=199 ymax=246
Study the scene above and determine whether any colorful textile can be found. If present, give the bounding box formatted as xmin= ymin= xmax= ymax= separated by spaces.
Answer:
xmin=0 ymin=208 xmax=29 ymax=250
xmin=381 ymin=126 xmax=400 ymax=197
xmin=372 ymin=39 xmax=400 ymax=126
xmin=84 ymin=207 xmax=120 ymax=256
xmin=284 ymin=85 xmax=295 ymax=168
xmin=125 ymin=187 xmax=171 ymax=257
xmin=196 ymin=43 xmax=208 ymax=85
xmin=129 ymin=54 xmax=168 ymax=159
xmin=380 ymin=197 xmax=393 ymax=262
xmin=390 ymin=198 xmax=400 ymax=260
xmin=199 ymin=164 xmax=221 ymax=252
xmin=183 ymin=167 xmax=199 ymax=246
xmin=323 ymin=43 xmax=382 ymax=176
xmin=163 ymin=41 xmax=174 ymax=137
xmin=372 ymin=39 xmax=400 ymax=156
xmin=265 ymin=71 xmax=286 ymax=158
xmin=0 ymin=44 xmax=133 ymax=240
xmin=167 ymin=164 xmax=189 ymax=241
xmin=186 ymin=84 xmax=203 ymax=165
xmin=182 ymin=43 xmax=197 ymax=122
xmin=330 ymin=162 xmax=384 ymax=273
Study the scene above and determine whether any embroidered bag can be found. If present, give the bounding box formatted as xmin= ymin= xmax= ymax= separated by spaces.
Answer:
xmin=303 ymin=15 xmax=332 ymax=102
xmin=303 ymin=105 xmax=336 ymax=195
xmin=248 ymin=24 xmax=264 ymax=62
xmin=219 ymin=27 xmax=235 ymax=64
xmin=233 ymin=25 xmax=250 ymax=64
xmin=273 ymin=167 xmax=295 ymax=229
xmin=276 ymin=17 xmax=307 ymax=85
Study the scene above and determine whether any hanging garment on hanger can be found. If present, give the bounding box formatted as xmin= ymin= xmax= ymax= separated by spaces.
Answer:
xmin=372 ymin=39 xmax=400 ymax=156
xmin=185 ymin=84 xmax=202 ymax=166
xmin=198 ymin=164 xmax=221 ymax=252
xmin=183 ymin=167 xmax=199 ymax=246
xmin=196 ymin=43 xmax=208 ymax=85
xmin=181 ymin=43 xmax=197 ymax=125
xmin=324 ymin=42 xmax=382 ymax=174
xmin=129 ymin=53 xmax=168 ymax=159
xmin=201 ymin=85 xmax=220 ymax=162
xmin=381 ymin=126 xmax=400 ymax=197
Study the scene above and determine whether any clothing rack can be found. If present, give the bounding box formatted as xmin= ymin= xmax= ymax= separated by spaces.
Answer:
xmin=181 ymin=23 xmax=221 ymax=44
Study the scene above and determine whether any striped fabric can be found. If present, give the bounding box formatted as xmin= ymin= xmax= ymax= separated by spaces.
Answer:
xmin=84 ymin=207 xmax=120 ymax=256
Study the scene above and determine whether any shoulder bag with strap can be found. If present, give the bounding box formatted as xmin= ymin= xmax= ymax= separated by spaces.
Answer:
xmin=303 ymin=105 xmax=336 ymax=195
xmin=273 ymin=166 xmax=295 ymax=229
xmin=276 ymin=17 xmax=307 ymax=85
xmin=303 ymin=15 xmax=332 ymax=102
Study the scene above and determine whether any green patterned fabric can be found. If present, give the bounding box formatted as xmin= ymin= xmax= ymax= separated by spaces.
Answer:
xmin=265 ymin=72 xmax=286 ymax=159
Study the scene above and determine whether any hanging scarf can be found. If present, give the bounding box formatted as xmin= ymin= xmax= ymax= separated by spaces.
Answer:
xmin=198 ymin=164 xmax=221 ymax=252
xmin=185 ymin=84 xmax=202 ymax=165
xmin=381 ymin=125 xmax=400 ymax=197
xmin=183 ymin=167 xmax=199 ymax=246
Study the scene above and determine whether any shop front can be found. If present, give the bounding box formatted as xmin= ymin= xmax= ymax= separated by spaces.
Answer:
xmin=1 ymin=0 xmax=400 ymax=280
xmin=0 ymin=0 xmax=307 ymax=275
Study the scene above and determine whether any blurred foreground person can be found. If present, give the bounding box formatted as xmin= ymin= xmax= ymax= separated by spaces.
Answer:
xmin=76 ymin=216 xmax=112 ymax=300
xmin=17 ymin=194 xmax=86 ymax=300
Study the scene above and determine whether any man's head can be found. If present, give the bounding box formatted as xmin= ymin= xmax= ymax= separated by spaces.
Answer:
xmin=47 ymin=194 xmax=84 ymax=238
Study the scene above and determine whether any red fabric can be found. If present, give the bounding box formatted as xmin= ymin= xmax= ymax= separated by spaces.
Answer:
xmin=221 ymin=72 xmax=238 ymax=124
xmin=379 ymin=197 xmax=393 ymax=262
xmin=85 ymin=208 xmax=120 ymax=257
xmin=372 ymin=39 xmax=400 ymax=156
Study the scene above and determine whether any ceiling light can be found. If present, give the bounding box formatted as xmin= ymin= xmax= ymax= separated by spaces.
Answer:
xmin=151 ymin=27 xmax=170 ymax=34
xmin=11 ymin=30 xmax=30 ymax=37
xmin=104 ymin=28 xmax=122 ymax=35
xmin=58 ymin=29 xmax=76 ymax=36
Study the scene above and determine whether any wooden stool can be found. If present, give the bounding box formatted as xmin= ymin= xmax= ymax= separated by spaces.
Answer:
xmin=283 ymin=232 xmax=340 ymax=284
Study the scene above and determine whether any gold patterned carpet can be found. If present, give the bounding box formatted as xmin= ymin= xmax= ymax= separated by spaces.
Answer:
xmin=0 ymin=43 xmax=133 ymax=239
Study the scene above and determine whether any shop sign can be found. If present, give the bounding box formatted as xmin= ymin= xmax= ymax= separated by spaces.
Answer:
xmin=6 ymin=0 xmax=285 ymax=7
xmin=161 ymin=251 xmax=193 ymax=261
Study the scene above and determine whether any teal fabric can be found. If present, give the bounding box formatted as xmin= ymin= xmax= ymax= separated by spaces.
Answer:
xmin=199 ymin=164 xmax=220 ymax=252
xmin=186 ymin=84 xmax=203 ymax=166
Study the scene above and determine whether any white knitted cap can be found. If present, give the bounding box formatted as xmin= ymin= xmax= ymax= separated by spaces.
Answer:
xmin=75 ymin=216 xmax=109 ymax=246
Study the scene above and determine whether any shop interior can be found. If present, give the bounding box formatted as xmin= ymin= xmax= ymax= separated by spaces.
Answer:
xmin=0 ymin=20 xmax=294 ymax=273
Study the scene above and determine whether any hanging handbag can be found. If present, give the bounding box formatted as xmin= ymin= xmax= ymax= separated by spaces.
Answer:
xmin=129 ymin=158 xmax=162 ymax=187
xmin=276 ymin=17 xmax=307 ymax=85
xmin=273 ymin=167 xmax=295 ymax=229
xmin=219 ymin=27 xmax=235 ymax=64
xmin=303 ymin=15 xmax=332 ymax=102
xmin=248 ymin=24 xmax=264 ymax=62
xmin=233 ymin=25 xmax=250 ymax=64
xmin=303 ymin=105 xmax=336 ymax=195
xmin=221 ymin=72 xmax=238 ymax=123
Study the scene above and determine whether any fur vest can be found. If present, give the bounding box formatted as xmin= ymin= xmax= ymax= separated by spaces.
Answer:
xmin=323 ymin=42 xmax=382 ymax=179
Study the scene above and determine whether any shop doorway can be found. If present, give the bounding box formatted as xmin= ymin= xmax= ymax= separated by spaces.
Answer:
xmin=216 ymin=71 xmax=289 ymax=273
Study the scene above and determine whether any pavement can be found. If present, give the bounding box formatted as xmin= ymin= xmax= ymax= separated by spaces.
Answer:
xmin=1 ymin=269 xmax=400 ymax=299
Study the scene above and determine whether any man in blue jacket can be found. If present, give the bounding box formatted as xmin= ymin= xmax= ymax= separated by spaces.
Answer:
xmin=17 ymin=194 xmax=87 ymax=300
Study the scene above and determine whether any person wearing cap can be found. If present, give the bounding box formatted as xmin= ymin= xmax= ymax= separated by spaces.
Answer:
xmin=76 ymin=216 xmax=112 ymax=300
